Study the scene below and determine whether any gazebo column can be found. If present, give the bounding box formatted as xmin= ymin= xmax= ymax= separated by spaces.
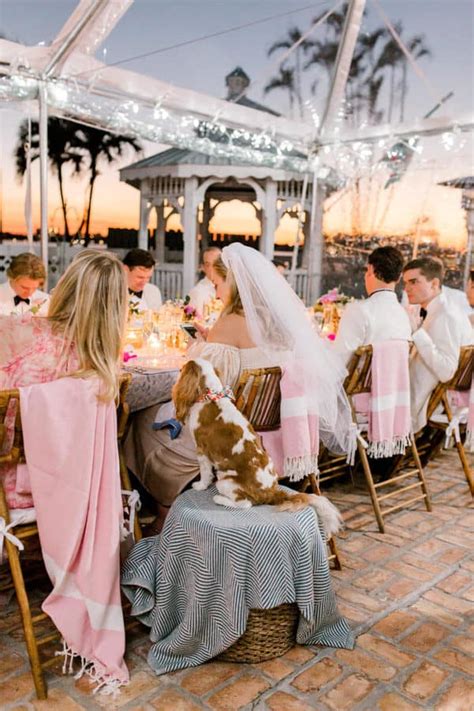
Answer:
xmin=182 ymin=176 xmax=198 ymax=296
xmin=261 ymin=178 xmax=277 ymax=259
xmin=200 ymin=196 xmax=212 ymax=252
xmin=306 ymin=181 xmax=325 ymax=305
xmin=154 ymin=203 xmax=166 ymax=264
xmin=138 ymin=194 xmax=149 ymax=250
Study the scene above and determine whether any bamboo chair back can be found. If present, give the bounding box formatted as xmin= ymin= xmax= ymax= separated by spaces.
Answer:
xmin=344 ymin=345 xmax=373 ymax=396
xmin=234 ymin=367 xmax=282 ymax=431
xmin=427 ymin=346 xmax=474 ymax=421
xmin=0 ymin=390 xmax=24 ymax=469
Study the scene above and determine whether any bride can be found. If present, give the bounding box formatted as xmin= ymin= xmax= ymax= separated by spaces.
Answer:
xmin=124 ymin=242 xmax=351 ymax=528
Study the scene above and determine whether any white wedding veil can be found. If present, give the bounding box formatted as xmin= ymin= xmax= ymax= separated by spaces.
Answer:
xmin=222 ymin=242 xmax=352 ymax=454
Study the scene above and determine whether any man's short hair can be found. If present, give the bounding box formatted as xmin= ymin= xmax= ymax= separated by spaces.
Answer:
xmin=469 ymin=269 xmax=474 ymax=283
xmin=368 ymin=246 xmax=404 ymax=283
xmin=123 ymin=248 xmax=155 ymax=269
xmin=7 ymin=253 xmax=46 ymax=281
xmin=403 ymin=257 xmax=444 ymax=285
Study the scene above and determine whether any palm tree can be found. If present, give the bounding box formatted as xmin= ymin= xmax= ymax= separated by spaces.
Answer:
xmin=399 ymin=35 xmax=431 ymax=121
xmin=74 ymin=127 xmax=141 ymax=240
xmin=267 ymin=26 xmax=313 ymax=118
xmin=15 ymin=117 xmax=83 ymax=238
xmin=263 ymin=66 xmax=297 ymax=116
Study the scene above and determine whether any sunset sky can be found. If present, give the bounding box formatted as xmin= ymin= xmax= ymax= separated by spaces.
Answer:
xmin=1 ymin=0 xmax=473 ymax=248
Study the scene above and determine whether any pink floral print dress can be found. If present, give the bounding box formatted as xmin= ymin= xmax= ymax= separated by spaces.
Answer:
xmin=0 ymin=314 xmax=79 ymax=509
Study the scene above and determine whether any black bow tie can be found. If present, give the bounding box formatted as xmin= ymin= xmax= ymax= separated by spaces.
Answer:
xmin=14 ymin=295 xmax=30 ymax=306
xmin=129 ymin=289 xmax=143 ymax=299
xmin=419 ymin=307 xmax=428 ymax=321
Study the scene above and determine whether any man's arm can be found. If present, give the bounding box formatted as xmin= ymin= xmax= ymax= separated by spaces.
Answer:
xmin=333 ymin=302 xmax=367 ymax=362
xmin=412 ymin=315 xmax=462 ymax=383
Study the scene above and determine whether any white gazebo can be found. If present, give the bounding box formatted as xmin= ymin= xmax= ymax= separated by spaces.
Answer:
xmin=120 ymin=68 xmax=336 ymax=299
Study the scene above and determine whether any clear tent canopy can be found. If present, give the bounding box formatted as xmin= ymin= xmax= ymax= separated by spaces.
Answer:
xmin=1 ymin=0 xmax=473 ymax=296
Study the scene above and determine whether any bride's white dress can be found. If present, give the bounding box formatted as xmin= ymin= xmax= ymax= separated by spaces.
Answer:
xmin=123 ymin=342 xmax=278 ymax=506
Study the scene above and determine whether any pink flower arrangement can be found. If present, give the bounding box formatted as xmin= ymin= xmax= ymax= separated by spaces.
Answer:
xmin=183 ymin=304 xmax=202 ymax=321
xmin=318 ymin=288 xmax=340 ymax=304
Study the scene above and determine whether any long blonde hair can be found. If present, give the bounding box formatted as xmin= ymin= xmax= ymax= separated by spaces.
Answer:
xmin=213 ymin=257 xmax=243 ymax=316
xmin=48 ymin=250 xmax=127 ymax=401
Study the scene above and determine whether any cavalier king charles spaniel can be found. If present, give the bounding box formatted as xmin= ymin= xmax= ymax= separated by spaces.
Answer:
xmin=172 ymin=358 xmax=341 ymax=537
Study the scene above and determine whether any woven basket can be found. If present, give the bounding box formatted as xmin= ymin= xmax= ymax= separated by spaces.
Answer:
xmin=218 ymin=603 xmax=299 ymax=663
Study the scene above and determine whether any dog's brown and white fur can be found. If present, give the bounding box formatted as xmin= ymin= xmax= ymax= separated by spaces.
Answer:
xmin=172 ymin=358 xmax=342 ymax=537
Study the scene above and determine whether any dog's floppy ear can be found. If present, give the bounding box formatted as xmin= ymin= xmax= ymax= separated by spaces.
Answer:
xmin=173 ymin=360 xmax=205 ymax=423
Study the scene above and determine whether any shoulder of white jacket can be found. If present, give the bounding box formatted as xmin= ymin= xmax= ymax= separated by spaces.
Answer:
xmin=144 ymin=282 xmax=161 ymax=295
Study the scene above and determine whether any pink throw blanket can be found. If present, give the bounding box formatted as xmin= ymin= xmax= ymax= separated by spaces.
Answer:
xmin=19 ymin=377 xmax=128 ymax=692
xmin=448 ymin=377 xmax=474 ymax=452
xmin=261 ymin=362 xmax=319 ymax=481
xmin=353 ymin=341 xmax=411 ymax=458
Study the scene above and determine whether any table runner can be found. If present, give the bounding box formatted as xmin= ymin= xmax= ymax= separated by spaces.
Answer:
xmin=121 ymin=486 xmax=353 ymax=675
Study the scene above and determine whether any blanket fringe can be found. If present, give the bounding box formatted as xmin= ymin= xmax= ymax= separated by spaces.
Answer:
xmin=55 ymin=639 xmax=127 ymax=696
xmin=366 ymin=435 xmax=411 ymax=459
xmin=283 ymin=455 xmax=319 ymax=482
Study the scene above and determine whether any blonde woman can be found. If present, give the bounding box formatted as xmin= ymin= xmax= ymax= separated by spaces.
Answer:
xmin=123 ymin=252 xmax=280 ymax=530
xmin=0 ymin=250 xmax=128 ymax=509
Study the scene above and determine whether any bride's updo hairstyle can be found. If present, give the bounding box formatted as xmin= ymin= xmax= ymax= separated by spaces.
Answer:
xmin=48 ymin=250 xmax=128 ymax=401
xmin=213 ymin=256 xmax=243 ymax=316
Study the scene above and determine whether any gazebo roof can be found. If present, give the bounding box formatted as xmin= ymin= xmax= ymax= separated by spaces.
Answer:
xmin=123 ymin=146 xmax=258 ymax=171
xmin=439 ymin=176 xmax=474 ymax=189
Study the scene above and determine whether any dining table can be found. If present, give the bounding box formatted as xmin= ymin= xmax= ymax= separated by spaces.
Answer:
xmin=123 ymin=349 xmax=186 ymax=413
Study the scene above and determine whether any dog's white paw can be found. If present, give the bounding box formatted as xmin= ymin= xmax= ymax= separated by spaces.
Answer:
xmin=192 ymin=481 xmax=208 ymax=491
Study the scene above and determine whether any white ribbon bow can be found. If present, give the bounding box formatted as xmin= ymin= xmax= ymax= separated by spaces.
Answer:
xmin=444 ymin=410 xmax=467 ymax=449
xmin=0 ymin=516 xmax=25 ymax=562
xmin=346 ymin=422 xmax=369 ymax=466
xmin=120 ymin=489 xmax=141 ymax=541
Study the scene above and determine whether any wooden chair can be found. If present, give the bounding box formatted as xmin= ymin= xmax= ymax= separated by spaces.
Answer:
xmin=234 ymin=367 xmax=342 ymax=569
xmin=320 ymin=346 xmax=431 ymax=533
xmin=0 ymin=389 xmax=51 ymax=699
xmin=0 ymin=377 xmax=140 ymax=699
xmin=424 ymin=345 xmax=474 ymax=495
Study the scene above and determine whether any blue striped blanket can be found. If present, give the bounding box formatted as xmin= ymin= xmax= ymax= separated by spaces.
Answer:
xmin=121 ymin=486 xmax=354 ymax=674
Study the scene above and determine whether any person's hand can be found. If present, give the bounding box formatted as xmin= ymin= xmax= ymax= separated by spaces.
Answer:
xmin=194 ymin=322 xmax=209 ymax=341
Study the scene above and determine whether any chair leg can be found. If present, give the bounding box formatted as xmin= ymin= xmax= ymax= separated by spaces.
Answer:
xmin=358 ymin=444 xmax=385 ymax=533
xmin=119 ymin=451 xmax=142 ymax=542
xmin=309 ymin=474 xmax=342 ymax=570
xmin=6 ymin=538 xmax=47 ymax=699
xmin=410 ymin=435 xmax=432 ymax=512
xmin=454 ymin=439 xmax=474 ymax=496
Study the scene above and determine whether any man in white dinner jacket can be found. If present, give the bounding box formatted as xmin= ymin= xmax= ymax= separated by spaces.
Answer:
xmin=123 ymin=248 xmax=162 ymax=312
xmin=0 ymin=252 xmax=49 ymax=315
xmin=188 ymin=246 xmax=221 ymax=317
xmin=403 ymin=257 xmax=473 ymax=433
xmin=333 ymin=246 xmax=412 ymax=362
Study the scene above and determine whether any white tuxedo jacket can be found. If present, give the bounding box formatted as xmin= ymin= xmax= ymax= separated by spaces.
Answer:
xmin=410 ymin=292 xmax=473 ymax=433
xmin=334 ymin=290 xmax=412 ymax=363
xmin=0 ymin=280 xmax=50 ymax=316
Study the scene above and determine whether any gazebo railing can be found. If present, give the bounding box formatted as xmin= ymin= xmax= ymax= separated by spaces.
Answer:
xmin=153 ymin=263 xmax=184 ymax=301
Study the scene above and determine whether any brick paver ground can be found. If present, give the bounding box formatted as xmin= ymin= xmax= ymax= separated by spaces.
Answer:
xmin=0 ymin=449 xmax=472 ymax=710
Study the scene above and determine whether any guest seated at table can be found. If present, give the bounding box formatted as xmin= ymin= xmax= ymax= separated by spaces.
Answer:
xmin=123 ymin=248 xmax=162 ymax=312
xmin=187 ymin=246 xmax=221 ymax=316
xmin=403 ymin=257 xmax=473 ymax=433
xmin=0 ymin=250 xmax=127 ymax=509
xmin=402 ymin=257 xmax=471 ymax=319
xmin=124 ymin=243 xmax=351 ymax=532
xmin=333 ymin=246 xmax=411 ymax=362
xmin=0 ymin=253 xmax=49 ymax=316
